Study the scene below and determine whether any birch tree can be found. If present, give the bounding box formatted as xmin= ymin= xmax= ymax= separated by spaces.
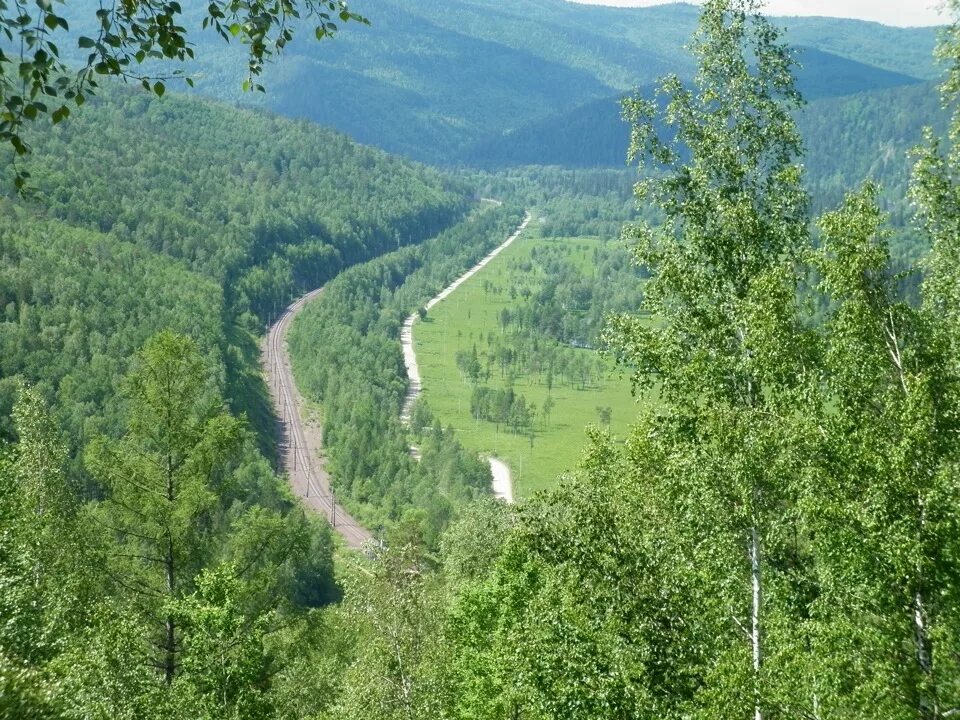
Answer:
xmin=0 ymin=387 xmax=80 ymax=720
xmin=332 ymin=545 xmax=451 ymax=720
xmin=810 ymin=185 xmax=960 ymax=719
xmin=883 ymin=1 xmax=960 ymax=711
xmin=607 ymin=1 xmax=815 ymax=715
xmin=913 ymin=0 xmax=960 ymax=351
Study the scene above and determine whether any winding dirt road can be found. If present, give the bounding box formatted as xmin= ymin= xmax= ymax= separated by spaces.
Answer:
xmin=262 ymin=289 xmax=372 ymax=550
xmin=489 ymin=457 xmax=514 ymax=503
xmin=400 ymin=212 xmax=531 ymax=502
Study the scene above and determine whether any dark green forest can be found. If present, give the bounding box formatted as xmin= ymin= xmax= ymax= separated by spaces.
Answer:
xmin=467 ymin=80 xmax=950 ymax=271
xmin=0 ymin=85 xmax=469 ymax=448
xmin=3 ymin=0 xmax=960 ymax=718
xmin=0 ymin=79 xmax=480 ymax=717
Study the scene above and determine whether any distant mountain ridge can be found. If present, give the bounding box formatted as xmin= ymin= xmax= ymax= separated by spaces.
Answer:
xmin=463 ymin=47 xmax=929 ymax=169
xmin=464 ymin=79 xmax=948 ymax=211
xmin=62 ymin=0 xmax=937 ymax=164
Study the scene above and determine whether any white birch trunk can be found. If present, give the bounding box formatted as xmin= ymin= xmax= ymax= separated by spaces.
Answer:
xmin=751 ymin=523 xmax=762 ymax=720
xmin=914 ymin=589 xmax=938 ymax=720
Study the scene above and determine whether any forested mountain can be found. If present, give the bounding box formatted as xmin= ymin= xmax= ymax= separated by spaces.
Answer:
xmin=15 ymin=86 xmax=467 ymax=292
xmin=4 ymin=0 xmax=960 ymax=716
xmin=57 ymin=0 xmax=938 ymax=165
xmin=468 ymin=80 xmax=945 ymax=176
xmin=466 ymin=80 xmax=948 ymax=259
xmin=0 ymin=202 xmax=224 ymax=454
xmin=0 ymin=83 xmax=471 ymax=456
xmin=207 ymin=0 xmax=936 ymax=164
xmin=0 ymin=66 xmax=495 ymax=716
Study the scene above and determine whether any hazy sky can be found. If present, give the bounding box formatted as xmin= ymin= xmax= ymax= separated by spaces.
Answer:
xmin=567 ymin=1 xmax=948 ymax=27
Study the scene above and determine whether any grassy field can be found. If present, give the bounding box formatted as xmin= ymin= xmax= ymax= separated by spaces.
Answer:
xmin=413 ymin=219 xmax=644 ymax=496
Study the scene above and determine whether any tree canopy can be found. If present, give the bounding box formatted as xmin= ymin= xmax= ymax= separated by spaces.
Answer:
xmin=0 ymin=0 xmax=364 ymax=187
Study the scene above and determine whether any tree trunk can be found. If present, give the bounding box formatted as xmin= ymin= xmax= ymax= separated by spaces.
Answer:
xmin=751 ymin=523 xmax=762 ymax=720
xmin=165 ymin=532 xmax=176 ymax=685
xmin=164 ymin=453 xmax=176 ymax=685
xmin=914 ymin=588 xmax=937 ymax=719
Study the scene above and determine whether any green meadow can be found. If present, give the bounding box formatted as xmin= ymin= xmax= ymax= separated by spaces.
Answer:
xmin=413 ymin=220 xmax=644 ymax=496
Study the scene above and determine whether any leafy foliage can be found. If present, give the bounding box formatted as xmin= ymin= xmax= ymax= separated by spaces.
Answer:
xmin=0 ymin=0 xmax=365 ymax=187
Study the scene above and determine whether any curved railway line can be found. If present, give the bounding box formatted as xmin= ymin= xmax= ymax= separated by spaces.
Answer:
xmin=262 ymin=210 xmax=529 ymax=541
xmin=263 ymin=288 xmax=372 ymax=550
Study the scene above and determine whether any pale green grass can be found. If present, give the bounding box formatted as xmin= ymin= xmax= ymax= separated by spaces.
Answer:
xmin=413 ymin=220 xmax=644 ymax=497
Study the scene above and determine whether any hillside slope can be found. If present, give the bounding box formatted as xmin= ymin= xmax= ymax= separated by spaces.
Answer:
xmin=464 ymin=82 xmax=948 ymax=215
xmin=2 ymin=85 xmax=472 ymax=453
xmin=62 ymin=0 xmax=936 ymax=164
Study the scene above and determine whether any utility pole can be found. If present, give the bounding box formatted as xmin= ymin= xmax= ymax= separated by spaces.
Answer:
xmin=332 ymin=490 xmax=337 ymax=528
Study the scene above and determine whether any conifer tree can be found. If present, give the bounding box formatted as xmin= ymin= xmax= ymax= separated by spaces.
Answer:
xmin=85 ymin=331 xmax=245 ymax=685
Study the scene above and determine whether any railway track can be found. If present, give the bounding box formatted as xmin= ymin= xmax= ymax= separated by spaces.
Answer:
xmin=263 ymin=288 xmax=373 ymax=550
xmin=263 ymin=209 xmax=529 ymax=541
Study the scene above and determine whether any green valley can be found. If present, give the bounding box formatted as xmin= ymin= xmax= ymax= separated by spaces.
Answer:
xmin=412 ymin=219 xmax=643 ymax=494
xmin=4 ymin=0 xmax=960 ymax=718
xmin=286 ymin=203 xmax=527 ymax=544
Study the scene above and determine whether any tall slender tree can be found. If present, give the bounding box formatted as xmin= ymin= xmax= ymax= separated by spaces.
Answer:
xmin=0 ymin=387 xmax=82 ymax=720
xmin=608 ymin=1 xmax=815 ymax=715
xmin=811 ymin=185 xmax=960 ymax=718
xmin=892 ymin=2 xmax=960 ymax=712
xmin=913 ymin=0 xmax=960 ymax=350
xmin=85 ymin=331 xmax=245 ymax=685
